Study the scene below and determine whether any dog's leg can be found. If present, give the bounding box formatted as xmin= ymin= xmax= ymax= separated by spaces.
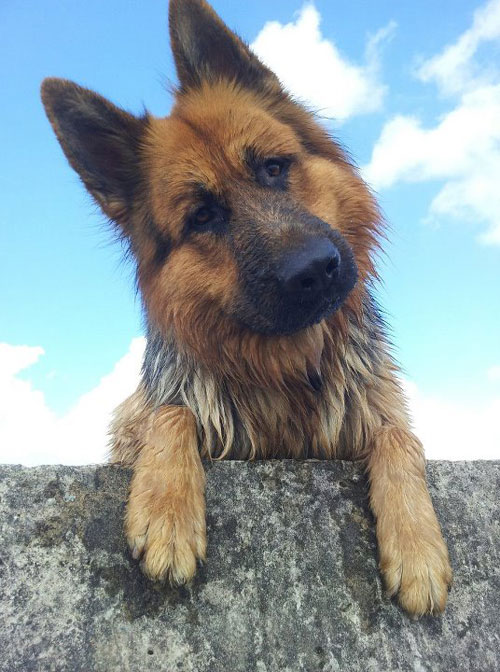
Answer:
xmin=108 ymin=384 xmax=152 ymax=466
xmin=125 ymin=404 xmax=206 ymax=584
xmin=366 ymin=423 xmax=452 ymax=616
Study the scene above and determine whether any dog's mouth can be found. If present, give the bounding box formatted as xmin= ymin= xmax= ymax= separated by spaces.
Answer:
xmin=244 ymin=284 xmax=354 ymax=336
xmin=235 ymin=237 xmax=358 ymax=336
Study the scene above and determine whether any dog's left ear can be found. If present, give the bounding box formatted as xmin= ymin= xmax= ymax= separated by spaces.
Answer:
xmin=169 ymin=0 xmax=280 ymax=93
xmin=41 ymin=78 xmax=144 ymax=225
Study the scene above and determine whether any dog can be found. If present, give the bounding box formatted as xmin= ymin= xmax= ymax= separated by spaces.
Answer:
xmin=41 ymin=0 xmax=452 ymax=616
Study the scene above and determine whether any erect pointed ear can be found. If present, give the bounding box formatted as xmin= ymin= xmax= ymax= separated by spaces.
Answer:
xmin=169 ymin=0 xmax=280 ymax=92
xmin=41 ymin=78 xmax=145 ymax=223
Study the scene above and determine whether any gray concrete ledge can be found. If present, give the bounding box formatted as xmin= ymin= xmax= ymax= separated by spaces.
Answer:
xmin=1 ymin=461 xmax=499 ymax=672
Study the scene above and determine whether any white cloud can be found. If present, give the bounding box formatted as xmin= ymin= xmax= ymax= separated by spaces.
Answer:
xmin=251 ymin=4 xmax=395 ymax=122
xmin=363 ymin=0 xmax=500 ymax=245
xmin=0 ymin=343 xmax=46 ymax=379
xmin=0 ymin=338 xmax=145 ymax=466
xmin=416 ymin=0 xmax=500 ymax=95
xmin=403 ymin=379 xmax=500 ymax=460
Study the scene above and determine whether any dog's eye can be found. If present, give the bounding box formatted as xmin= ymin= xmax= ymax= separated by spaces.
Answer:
xmin=189 ymin=202 xmax=228 ymax=234
xmin=256 ymin=157 xmax=290 ymax=189
xmin=264 ymin=160 xmax=283 ymax=178
xmin=193 ymin=206 xmax=214 ymax=226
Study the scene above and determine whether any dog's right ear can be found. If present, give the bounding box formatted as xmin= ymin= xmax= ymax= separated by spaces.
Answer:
xmin=169 ymin=0 xmax=280 ymax=93
xmin=41 ymin=78 xmax=145 ymax=224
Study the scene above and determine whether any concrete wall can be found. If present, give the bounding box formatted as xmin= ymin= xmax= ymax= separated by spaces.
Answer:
xmin=1 ymin=460 xmax=499 ymax=671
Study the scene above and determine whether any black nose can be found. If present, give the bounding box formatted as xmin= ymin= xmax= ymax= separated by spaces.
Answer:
xmin=278 ymin=238 xmax=341 ymax=302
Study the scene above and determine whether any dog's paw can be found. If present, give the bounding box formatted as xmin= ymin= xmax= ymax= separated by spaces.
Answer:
xmin=380 ymin=533 xmax=452 ymax=617
xmin=126 ymin=491 xmax=206 ymax=584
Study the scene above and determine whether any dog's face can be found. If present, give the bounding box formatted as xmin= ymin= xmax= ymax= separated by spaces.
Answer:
xmin=42 ymin=0 xmax=380 ymax=351
xmin=143 ymin=87 xmax=359 ymax=336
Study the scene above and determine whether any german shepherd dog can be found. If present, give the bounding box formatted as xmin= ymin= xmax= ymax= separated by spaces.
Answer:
xmin=41 ymin=0 xmax=452 ymax=616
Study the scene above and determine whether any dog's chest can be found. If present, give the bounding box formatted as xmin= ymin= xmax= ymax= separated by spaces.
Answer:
xmin=194 ymin=374 xmax=348 ymax=460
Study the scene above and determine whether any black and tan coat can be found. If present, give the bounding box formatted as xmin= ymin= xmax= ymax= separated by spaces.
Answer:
xmin=41 ymin=0 xmax=451 ymax=616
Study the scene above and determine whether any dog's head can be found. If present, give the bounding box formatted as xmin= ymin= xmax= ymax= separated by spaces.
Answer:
xmin=42 ymin=0 xmax=381 ymax=357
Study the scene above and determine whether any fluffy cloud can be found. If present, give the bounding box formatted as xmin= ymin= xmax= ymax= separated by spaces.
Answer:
xmin=363 ymin=0 xmax=500 ymax=245
xmin=403 ymin=379 xmax=500 ymax=460
xmin=0 ymin=339 xmax=145 ymax=466
xmin=251 ymin=4 xmax=395 ymax=122
xmin=416 ymin=0 xmax=500 ymax=95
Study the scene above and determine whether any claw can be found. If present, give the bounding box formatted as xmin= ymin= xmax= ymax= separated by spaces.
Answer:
xmin=130 ymin=534 xmax=146 ymax=560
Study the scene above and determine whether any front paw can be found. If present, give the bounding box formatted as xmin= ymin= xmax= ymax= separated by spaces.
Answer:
xmin=380 ymin=531 xmax=452 ymax=616
xmin=126 ymin=490 xmax=206 ymax=584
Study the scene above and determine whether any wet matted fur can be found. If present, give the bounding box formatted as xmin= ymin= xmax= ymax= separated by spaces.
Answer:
xmin=41 ymin=0 xmax=452 ymax=616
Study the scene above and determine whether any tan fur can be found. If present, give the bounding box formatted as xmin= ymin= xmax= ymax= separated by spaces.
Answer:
xmin=124 ymin=404 xmax=206 ymax=583
xmin=368 ymin=427 xmax=452 ymax=615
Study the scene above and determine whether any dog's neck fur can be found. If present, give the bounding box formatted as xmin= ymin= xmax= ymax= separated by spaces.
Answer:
xmin=141 ymin=293 xmax=396 ymax=460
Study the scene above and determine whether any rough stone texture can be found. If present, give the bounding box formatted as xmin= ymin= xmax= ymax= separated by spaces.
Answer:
xmin=0 ymin=461 xmax=499 ymax=672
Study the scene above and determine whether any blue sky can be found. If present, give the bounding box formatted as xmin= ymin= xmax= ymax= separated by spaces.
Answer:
xmin=1 ymin=0 xmax=499 ymax=463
